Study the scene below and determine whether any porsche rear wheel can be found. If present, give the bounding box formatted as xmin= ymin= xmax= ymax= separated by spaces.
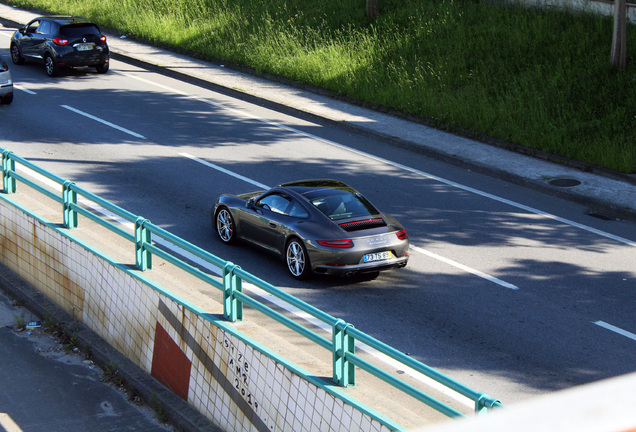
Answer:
xmin=286 ymin=238 xmax=311 ymax=279
xmin=215 ymin=207 xmax=236 ymax=244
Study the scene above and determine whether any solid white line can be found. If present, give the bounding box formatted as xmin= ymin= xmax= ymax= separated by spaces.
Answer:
xmin=594 ymin=321 xmax=636 ymax=342
xmin=410 ymin=245 xmax=519 ymax=290
xmin=61 ymin=105 xmax=147 ymax=139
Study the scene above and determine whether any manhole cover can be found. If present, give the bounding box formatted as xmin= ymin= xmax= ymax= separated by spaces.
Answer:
xmin=548 ymin=178 xmax=581 ymax=187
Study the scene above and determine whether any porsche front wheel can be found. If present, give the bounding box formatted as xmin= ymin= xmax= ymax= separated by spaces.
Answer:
xmin=215 ymin=207 xmax=236 ymax=244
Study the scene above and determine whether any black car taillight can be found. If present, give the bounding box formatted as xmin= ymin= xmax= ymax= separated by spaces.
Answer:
xmin=99 ymin=35 xmax=107 ymax=43
xmin=317 ymin=239 xmax=353 ymax=248
xmin=53 ymin=38 xmax=69 ymax=46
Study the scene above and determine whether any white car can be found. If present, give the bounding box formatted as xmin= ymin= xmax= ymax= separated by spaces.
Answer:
xmin=0 ymin=55 xmax=13 ymax=104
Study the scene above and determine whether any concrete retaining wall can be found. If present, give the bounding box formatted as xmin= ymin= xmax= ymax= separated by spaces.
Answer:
xmin=0 ymin=195 xmax=396 ymax=432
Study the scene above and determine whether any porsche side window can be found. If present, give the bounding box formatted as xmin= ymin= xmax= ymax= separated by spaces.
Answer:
xmin=287 ymin=201 xmax=309 ymax=219
xmin=257 ymin=194 xmax=291 ymax=214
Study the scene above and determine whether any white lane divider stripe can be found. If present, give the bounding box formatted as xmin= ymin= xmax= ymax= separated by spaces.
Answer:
xmin=181 ymin=153 xmax=270 ymax=190
xmin=410 ymin=245 xmax=519 ymax=290
xmin=594 ymin=321 xmax=636 ymax=342
xmin=61 ymin=105 xmax=147 ymax=139
xmin=14 ymin=84 xmax=36 ymax=95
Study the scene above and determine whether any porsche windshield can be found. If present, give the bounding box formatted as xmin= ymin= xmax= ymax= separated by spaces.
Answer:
xmin=310 ymin=192 xmax=379 ymax=221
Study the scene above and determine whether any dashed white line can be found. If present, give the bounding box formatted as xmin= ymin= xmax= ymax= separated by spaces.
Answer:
xmin=594 ymin=321 xmax=636 ymax=342
xmin=61 ymin=105 xmax=147 ymax=139
xmin=181 ymin=153 xmax=269 ymax=190
xmin=14 ymin=84 xmax=36 ymax=95
xmin=410 ymin=245 xmax=518 ymax=290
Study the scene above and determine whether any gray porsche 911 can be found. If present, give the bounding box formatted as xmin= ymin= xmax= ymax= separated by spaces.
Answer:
xmin=212 ymin=179 xmax=409 ymax=279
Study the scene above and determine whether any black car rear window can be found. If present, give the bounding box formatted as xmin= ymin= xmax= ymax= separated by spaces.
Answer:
xmin=60 ymin=24 xmax=100 ymax=38
xmin=310 ymin=192 xmax=379 ymax=221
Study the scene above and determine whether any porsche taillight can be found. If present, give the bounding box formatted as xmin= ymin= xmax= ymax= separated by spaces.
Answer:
xmin=396 ymin=230 xmax=408 ymax=240
xmin=317 ymin=239 xmax=353 ymax=248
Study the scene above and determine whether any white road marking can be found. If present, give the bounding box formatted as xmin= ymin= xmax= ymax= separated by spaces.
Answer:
xmin=181 ymin=153 xmax=269 ymax=190
xmin=61 ymin=105 xmax=147 ymax=139
xmin=594 ymin=321 xmax=636 ymax=342
xmin=410 ymin=245 xmax=518 ymax=290
xmin=14 ymin=84 xmax=36 ymax=95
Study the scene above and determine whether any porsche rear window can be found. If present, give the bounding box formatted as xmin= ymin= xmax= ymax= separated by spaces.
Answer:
xmin=60 ymin=24 xmax=101 ymax=38
xmin=311 ymin=192 xmax=378 ymax=221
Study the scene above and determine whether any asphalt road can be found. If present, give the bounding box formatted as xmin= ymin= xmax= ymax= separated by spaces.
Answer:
xmin=1 ymin=27 xmax=635 ymax=411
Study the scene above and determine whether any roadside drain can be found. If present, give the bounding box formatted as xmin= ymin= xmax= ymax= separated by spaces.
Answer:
xmin=548 ymin=178 xmax=582 ymax=187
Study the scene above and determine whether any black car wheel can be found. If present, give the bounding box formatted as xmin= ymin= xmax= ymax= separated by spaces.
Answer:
xmin=215 ymin=207 xmax=236 ymax=244
xmin=95 ymin=63 xmax=109 ymax=74
xmin=286 ymin=238 xmax=311 ymax=279
xmin=44 ymin=54 xmax=58 ymax=77
xmin=10 ymin=44 xmax=24 ymax=65
xmin=0 ymin=94 xmax=13 ymax=105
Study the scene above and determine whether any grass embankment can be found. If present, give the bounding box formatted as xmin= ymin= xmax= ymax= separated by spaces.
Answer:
xmin=7 ymin=0 xmax=636 ymax=172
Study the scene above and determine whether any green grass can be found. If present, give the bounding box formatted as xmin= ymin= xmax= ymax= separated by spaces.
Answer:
xmin=8 ymin=0 xmax=636 ymax=172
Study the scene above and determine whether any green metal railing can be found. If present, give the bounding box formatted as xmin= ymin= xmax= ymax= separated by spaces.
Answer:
xmin=1 ymin=148 xmax=503 ymax=419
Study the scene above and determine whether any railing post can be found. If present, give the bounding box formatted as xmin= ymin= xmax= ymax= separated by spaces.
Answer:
xmin=223 ymin=262 xmax=243 ymax=322
xmin=62 ymin=180 xmax=78 ymax=229
xmin=134 ymin=217 xmax=152 ymax=270
xmin=1 ymin=150 xmax=16 ymax=194
xmin=333 ymin=319 xmax=355 ymax=387
xmin=475 ymin=394 xmax=502 ymax=414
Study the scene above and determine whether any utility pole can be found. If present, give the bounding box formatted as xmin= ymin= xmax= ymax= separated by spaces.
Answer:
xmin=611 ymin=0 xmax=627 ymax=70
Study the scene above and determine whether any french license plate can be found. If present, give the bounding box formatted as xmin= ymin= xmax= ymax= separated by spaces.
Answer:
xmin=363 ymin=251 xmax=392 ymax=263
xmin=76 ymin=43 xmax=95 ymax=51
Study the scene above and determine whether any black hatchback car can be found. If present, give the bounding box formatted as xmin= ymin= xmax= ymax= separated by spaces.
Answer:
xmin=10 ymin=16 xmax=109 ymax=77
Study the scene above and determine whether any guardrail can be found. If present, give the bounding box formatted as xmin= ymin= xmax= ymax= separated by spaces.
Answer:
xmin=1 ymin=148 xmax=503 ymax=419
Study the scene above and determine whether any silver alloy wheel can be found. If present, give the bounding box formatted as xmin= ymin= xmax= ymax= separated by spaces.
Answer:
xmin=216 ymin=208 xmax=234 ymax=243
xmin=286 ymin=240 xmax=306 ymax=277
